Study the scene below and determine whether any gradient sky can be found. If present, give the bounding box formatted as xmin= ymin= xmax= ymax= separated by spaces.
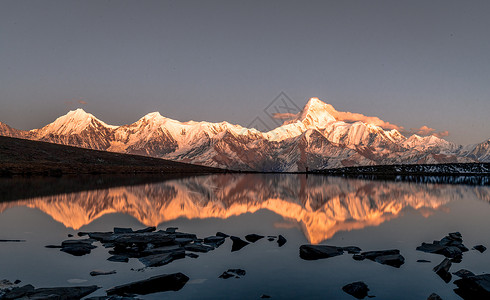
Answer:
xmin=1 ymin=0 xmax=489 ymax=145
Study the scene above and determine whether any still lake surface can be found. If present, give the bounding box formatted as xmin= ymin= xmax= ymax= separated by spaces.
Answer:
xmin=1 ymin=174 xmax=489 ymax=299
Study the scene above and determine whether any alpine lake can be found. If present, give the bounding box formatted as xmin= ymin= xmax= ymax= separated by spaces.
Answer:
xmin=1 ymin=173 xmax=490 ymax=299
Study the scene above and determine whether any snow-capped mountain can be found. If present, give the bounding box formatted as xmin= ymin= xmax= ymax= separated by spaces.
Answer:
xmin=0 ymin=98 xmax=487 ymax=171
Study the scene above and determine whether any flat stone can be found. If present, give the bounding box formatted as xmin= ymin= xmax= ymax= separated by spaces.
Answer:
xmin=342 ymin=281 xmax=369 ymax=299
xmin=134 ymin=227 xmax=156 ymax=233
xmin=374 ymin=254 xmax=405 ymax=268
xmin=453 ymin=269 xmax=475 ymax=278
xmin=138 ymin=250 xmax=185 ymax=267
xmin=433 ymin=258 xmax=452 ymax=283
xmin=216 ymin=232 xmax=229 ymax=238
xmin=107 ymin=273 xmax=189 ymax=296
xmin=277 ymin=235 xmax=287 ymax=247
xmin=245 ymin=234 xmax=264 ymax=243
xmin=60 ymin=239 xmax=97 ymax=256
xmin=165 ymin=227 xmax=178 ymax=233
xmin=230 ymin=236 xmax=249 ymax=252
xmin=416 ymin=243 xmax=446 ymax=254
xmin=184 ymin=243 xmax=214 ymax=253
xmin=473 ymin=245 xmax=487 ymax=253
xmin=108 ymin=255 xmax=129 ymax=263
xmin=353 ymin=254 xmax=365 ymax=261
xmin=90 ymin=270 xmax=117 ymax=276
xmin=417 ymin=259 xmax=431 ymax=263
xmin=203 ymin=236 xmax=225 ymax=247
xmin=299 ymin=245 xmax=344 ymax=260
xmin=454 ymin=274 xmax=490 ymax=299
xmin=186 ymin=253 xmax=199 ymax=258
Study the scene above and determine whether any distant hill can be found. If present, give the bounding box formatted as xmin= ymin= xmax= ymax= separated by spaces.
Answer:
xmin=0 ymin=136 xmax=224 ymax=176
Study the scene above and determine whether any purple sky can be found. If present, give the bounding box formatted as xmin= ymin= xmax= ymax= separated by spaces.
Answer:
xmin=1 ymin=0 xmax=489 ymax=145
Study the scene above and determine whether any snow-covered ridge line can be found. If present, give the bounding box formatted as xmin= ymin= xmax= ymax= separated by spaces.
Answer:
xmin=0 ymin=98 xmax=489 ymax=171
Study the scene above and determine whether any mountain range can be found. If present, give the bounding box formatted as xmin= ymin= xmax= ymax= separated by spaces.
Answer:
xmin=1 ymin=98 xmax=489 ymax=171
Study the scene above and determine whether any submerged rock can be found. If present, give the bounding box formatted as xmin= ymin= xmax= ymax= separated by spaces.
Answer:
xmin=454 ymin=274 xmax=490 ymax=299
xmin=453 ymin=269 xmax=475 ymax=279
xmin=60 ymin=239 xmax=97 ymax=256
xmin=90 ymin=270 xmax=117 ymax=276
xmin=1 ymin=284 xmax=35 ymax=299
xmin=299 ymin=245 xmax=344 ymax=260
xmin=219 ymin=269 xmax=246 ymax=279
xmin=473 ymin=245 xmax=487 ymax=253
xmin=433 ymin=258 xmax=452 ymax=283
xmin=245 ymin=234 xmax=264 ymax=243
xmin=108 ymin=255 xmax=129 ymax=263
xmin=230 ymin=236 xmax=249 ymax=252
xmin=277 ymin=235 xmax=287 ymax=247
xmin=427 ymin=293 xmax=442 ymax=300
xmin=342 ymin=281 xmax=369 ymax=299
xmin=107 ymin=273 xmax=189 ymax=296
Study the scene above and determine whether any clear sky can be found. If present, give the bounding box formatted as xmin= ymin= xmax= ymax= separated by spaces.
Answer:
xmin=1 ymin=0 xmax=489 ymax=145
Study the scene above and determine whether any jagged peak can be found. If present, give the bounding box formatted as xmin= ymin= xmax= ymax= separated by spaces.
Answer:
xmin=296 ymin=97 xmax=337 ymax=128
xmin=142 ymin=111 xmax=164 ymax=120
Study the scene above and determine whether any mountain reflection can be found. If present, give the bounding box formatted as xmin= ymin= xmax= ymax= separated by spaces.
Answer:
xmin=1 ymin=174 xmax=489 ymax=243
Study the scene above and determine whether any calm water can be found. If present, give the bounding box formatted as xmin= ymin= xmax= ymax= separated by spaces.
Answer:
xmin=1 ymin=174 xmax=490 ymax=299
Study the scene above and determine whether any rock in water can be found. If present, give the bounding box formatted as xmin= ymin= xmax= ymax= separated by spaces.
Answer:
xmin=299 ymin=245 xmax=344 ymax=260
xmin=453 ymin=269 xmax=475 ymax=279
xmin=230 ymin=236 xmax=249 ymax=252
xmin=216 ymin=232 xmax=229 ymax=238
xmin=245 ymin=234 xmax=264 ymax=243
xmin=219 ymin=269 xmax=246 ymax=279
xmin=203 ymin=236 xmax=226 ymax=247
xmin=473 ymin=245 xmax=487 ymax=253
xmin=358 ymin=249 xmax=405 ymax=268
xmin=427 ymin=293 xmax=442 ymax=300
xmin=454 ymin=274 xmax=490 ymax=299
xmin=433 ymin=258 xmax=452 ymax=283
xmin=138 ymin=250 xmax=185 ymax=267
xmin=277 ymin=235 xmax=287 ymax=247
xmin=107 ymin=273 xmax=189 ymax=296
xmin=342 ymin=281 xmax=369 ymax=299
xmin=1 ymin=284 xmax=35 ymax=299
xmin=90 ymin=270 xmax=117 ymax=276
xmin=416 ymin=232 xmax=469 ymax=260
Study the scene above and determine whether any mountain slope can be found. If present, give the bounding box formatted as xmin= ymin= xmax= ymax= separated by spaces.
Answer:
xmin=0 ymin=99 xmax=487 ymax=171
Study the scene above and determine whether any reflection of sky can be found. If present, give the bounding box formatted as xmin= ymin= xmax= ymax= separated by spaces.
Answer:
xmin=1 ymin=174 xmax=488 ymax=243
xmin=1 ymin=175 xmax=490 ymax=299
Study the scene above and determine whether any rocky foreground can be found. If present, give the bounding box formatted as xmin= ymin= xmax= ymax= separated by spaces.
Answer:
xmin=1 ymin=229 xmax=488 ymax=299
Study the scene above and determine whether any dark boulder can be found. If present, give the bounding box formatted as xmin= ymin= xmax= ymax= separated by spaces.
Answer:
xmin=342 ymin=281 xmax=369 ymax=299
xmin=2 ymin=284 xmax=35 ymax=299
xmin=107 ymin=273 xmax=189 ymax=296
xmin=454 ymin=274 xmax=490 ymax=299
xmin=245 ymin=234 xmax=264 ymax=243
xmin=299 ymin=245 xmax=343 ymax=260
xmin=277 ymin=235 xmax=287 ymax=247
xmin=114 ymin=227 xmax=133 ymax=234
xmin=433 ymin=258 xmax=452 ymax=283
xmin=230 ymin=236 xmax=249 ymax=252
xmin=60 ymin=239 xmax=97 ymax=256
xmin=473 ymin=245 xmax=487 ymax=253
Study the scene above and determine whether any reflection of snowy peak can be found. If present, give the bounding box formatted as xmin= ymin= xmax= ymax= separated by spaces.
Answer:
xmin=1 ymin=174 xmax=479 ymax=243
xmin=0 ymin=99 xmax=488 ymax=171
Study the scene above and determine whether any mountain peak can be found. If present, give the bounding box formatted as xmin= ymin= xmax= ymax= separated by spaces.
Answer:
xmin=296 ymin=97 xmax=337 ymax=128
xmin=143 ymin=111 xmax=164 ymax=120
